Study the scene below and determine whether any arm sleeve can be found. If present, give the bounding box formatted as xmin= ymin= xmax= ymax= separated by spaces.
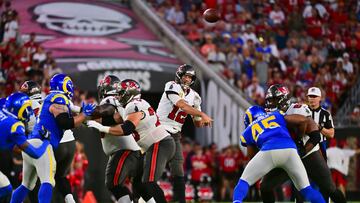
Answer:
xmin=22 ymin=140 xmax=50 ymax=159
xmin=193 ymin=92 xmax=202 ymax=111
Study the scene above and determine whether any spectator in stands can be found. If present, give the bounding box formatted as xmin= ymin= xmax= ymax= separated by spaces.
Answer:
xmin=200 ymin=34 xmax=216 ymax=57
xmin=327 ymin=139 xmax=360 ymax=196
xmin=166 ymin=3 xmax=185 ymax=25
xmin=350 ymin=103 xmax=360 ymax=126
xmin=207 ymin=45 xmax=226 ymax=73
xmin=218 ymin=146 xmax=238 ymax=201
xmin=23 ymin=32 xmax=39 ymax=54
xmin=269 ymin=4 xmax=285 ymax=26
xmin=245 ymin=76 xmax=265 ymax=105
xmin=3 ymin=11 xmax=18 ymax=43
xmin=33 ymin=46 xmax=47 ymax=63
xmin=342 ymin=52 xmax=353 ymax=75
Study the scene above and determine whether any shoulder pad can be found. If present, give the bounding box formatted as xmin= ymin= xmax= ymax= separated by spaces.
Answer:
xmin=165 ymin=81 xmax=182 ymax=93
xmin=286 ymin=103 xmax=311 ymax=117
xmin=11 ymin=121 xmax=25 ymax=134
xmin=50 ymin=94 xmax=69 ymax=105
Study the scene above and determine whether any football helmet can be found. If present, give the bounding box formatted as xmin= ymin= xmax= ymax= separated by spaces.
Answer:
xmin=116 ymin=79 xmax=141 ymax=107
xmin=175 ymin=64 xmax=196 ymax=90
xmin=20 ymin=80 xmax=42 ymax=102
xmin=244 ymin=105 xmax=266 ymax=128
xmin=50 ymin=74 xmax=74 ymax=99
xmin=97 ymin=75 xmax=120 ymax=100
xmin=3 ymin=92 xmax=33 ymax=122
xmin=265 ymin=84 xmax=291 ymax=112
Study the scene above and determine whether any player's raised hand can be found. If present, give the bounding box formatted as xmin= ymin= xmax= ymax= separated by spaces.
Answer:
xmin=82 ymin=102 xmax=97 ymax=116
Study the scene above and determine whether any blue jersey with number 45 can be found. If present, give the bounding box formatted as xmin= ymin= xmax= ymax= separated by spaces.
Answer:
xmin=240 ymin=111 xmax=296 ymax=151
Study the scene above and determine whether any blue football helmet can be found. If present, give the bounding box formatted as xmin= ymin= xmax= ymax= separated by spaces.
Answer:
xmin=0 ymin=98 xmax=5 ymax=108
xmin=244 ymin=106 xmax=267 ymax=128
xmin=3 ymin=92 xmax=33 ymax=122
xmin=50 ymin=74 xmax=74 ymax=99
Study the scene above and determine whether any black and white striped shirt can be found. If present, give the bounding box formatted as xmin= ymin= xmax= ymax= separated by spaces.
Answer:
xmin=309 ymin=107 xmax=334 ymax=142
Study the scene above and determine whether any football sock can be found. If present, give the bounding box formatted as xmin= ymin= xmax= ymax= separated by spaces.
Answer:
xmin=10 ymin=184 xmax=30 ymax=203
xmin=233 ymin=179 xmax=249 ymax=203
xmin=38 ymin=183 xmax=53 ymax=203
xmin=300 ymin=186 xmax=325 ymax=203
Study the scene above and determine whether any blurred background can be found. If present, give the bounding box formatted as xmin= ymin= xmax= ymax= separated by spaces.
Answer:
xmin=0 ymin=0 xmax=359 ymax=202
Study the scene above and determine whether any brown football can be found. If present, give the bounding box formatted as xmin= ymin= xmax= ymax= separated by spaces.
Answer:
xmin=203 ymin=8 xmax=220 ymax=23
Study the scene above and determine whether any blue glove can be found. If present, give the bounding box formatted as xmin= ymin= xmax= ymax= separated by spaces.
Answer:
xmin=82 ymin=102 xmax=96 ymax=116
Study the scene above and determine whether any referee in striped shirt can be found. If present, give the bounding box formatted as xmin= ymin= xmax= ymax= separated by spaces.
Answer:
xmin=307 ymin=87 xmax=335 ymax=160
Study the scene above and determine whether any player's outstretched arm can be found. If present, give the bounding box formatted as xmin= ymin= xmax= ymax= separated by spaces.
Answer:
xmin=176 ymin=99 xmax=213 ymax=126
xmin=18 ymin=140 xmax=50 ymax=159
xmin=50 ymin=102 xmax=96 ymax=129
xmin=87 ymin=111 xmax=143 ymax=136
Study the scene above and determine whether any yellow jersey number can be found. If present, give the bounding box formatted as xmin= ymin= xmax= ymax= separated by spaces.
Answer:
xmin=251 ymin=115 xmax=280 ymax=141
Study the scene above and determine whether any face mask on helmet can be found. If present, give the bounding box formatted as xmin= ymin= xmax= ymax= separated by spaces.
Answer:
xmin=175 ymin=64 xmax=196 ymax=90
xmin=116 ymin=79 xmax=141 ymax=107
xmin=20 ymin=81 xmax=43 ymax=102
xmin=50 ymin=74 xmax=74 ymax=100
xmin=98 ymin=75 xmax=121 ymax=100
xmin=265 ymin=84 xmax=291 ymax=112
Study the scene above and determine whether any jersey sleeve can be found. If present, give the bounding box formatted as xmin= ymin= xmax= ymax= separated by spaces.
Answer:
xmin=240 ymin=127 xmax=254 ymax=147
xmin=193 ymin=91 xmax=202 ymax=111
xmin=286 ymin=104 xmax=311 ymax=117
xmin=50 ymin=94 xmax=70 ymax=106
xmin=10 ymin=121 xmax=27 ymax=146
xmin=124 ymin=101 xmax=141 ymax=116
xmin=164 ymin=81 xmax=182 ymax=94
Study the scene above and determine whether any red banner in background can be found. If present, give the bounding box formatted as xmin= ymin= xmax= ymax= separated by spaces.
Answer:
xmin=14 ymin=0 xmax=181 ymax=92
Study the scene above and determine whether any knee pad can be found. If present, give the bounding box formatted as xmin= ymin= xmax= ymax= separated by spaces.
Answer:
xmin=109 ymin=185 xmax=131 ymax=200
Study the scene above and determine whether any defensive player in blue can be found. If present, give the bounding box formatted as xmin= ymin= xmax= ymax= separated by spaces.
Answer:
xmin=0 ymin=93 xmax=50 ymax=200
xmin=233 ymin=106 xmax=325 ymax=203
xmin=11 ymin=74 xmax=96 ymax=203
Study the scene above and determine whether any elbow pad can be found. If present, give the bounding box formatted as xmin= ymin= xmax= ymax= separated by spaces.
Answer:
xmin=55 ymin=113 xmax=75 ymax=130
xmin=121 ymin=120 xmax=136 ymax=135
xmin=307 ymin=130 xmax=321 ymax=145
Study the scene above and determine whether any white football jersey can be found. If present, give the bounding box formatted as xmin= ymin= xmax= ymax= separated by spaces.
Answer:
xmin=156 ymin=81 xmax=201 ymax=134
xmin=124 ymin=97 xmax=169 ymax=151
xmin=27 ymin=99 xmax=42 ymax=133
xmin=100 ymin=96 xmax=140 ymax=155
xmin=285 ymin=103 xmax=319 ymax=158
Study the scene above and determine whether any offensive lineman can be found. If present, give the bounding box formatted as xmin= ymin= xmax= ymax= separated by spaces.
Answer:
xmin=95 ymin=75 xmax=148 ymax=202
xmin=11 ymin=74 xmax=96 ymax=203
xmin=233 ymin=106 xmax=325 ymax=203
xmin=260 ymin=84 xmax=346 ymax=203
xmin=87 ymin=79 xmax=176 ymax=203
xmin=156 ymin=64 xmax=213 ymax=203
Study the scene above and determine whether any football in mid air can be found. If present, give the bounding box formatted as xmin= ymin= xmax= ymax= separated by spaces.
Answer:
xmin=203 ymin=8 xmax=220 ymax=23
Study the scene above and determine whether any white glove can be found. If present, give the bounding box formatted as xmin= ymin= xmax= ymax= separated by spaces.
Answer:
xmin=69 ymin=100 xmax=81 ymax=113
xmin=87 ymin=120 xmax=110 ymax=133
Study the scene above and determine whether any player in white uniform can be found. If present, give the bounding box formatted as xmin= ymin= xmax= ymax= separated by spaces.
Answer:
xmin=156 ymin=64 xmax=212 ymax=203
xmin=95 ymin=75 xmax=147 ymax=203
xmin=260 ymin=84 xmax=347 ymax=203
xmin=88 ymin=79 xmax=176 ymax=203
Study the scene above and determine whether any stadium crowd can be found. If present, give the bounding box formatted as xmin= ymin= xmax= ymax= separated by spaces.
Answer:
xmin=151 ymin=0 xmax=360 ymax=115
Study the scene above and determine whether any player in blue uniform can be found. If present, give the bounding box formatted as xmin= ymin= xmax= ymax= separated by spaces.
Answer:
xmin=233 ymin=106 xmax=325 ymax=203
xmin=0 ymin=93 xmax=50 ymax=199
xmin=10 ymin=74 xmax=96 ymax=203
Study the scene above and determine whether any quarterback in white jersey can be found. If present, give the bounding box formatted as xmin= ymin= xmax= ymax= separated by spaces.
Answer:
xmin=88 ymin=79 xmax=175 ymax=203
xmin=156 ymin=64 xmax=213 ymax=203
